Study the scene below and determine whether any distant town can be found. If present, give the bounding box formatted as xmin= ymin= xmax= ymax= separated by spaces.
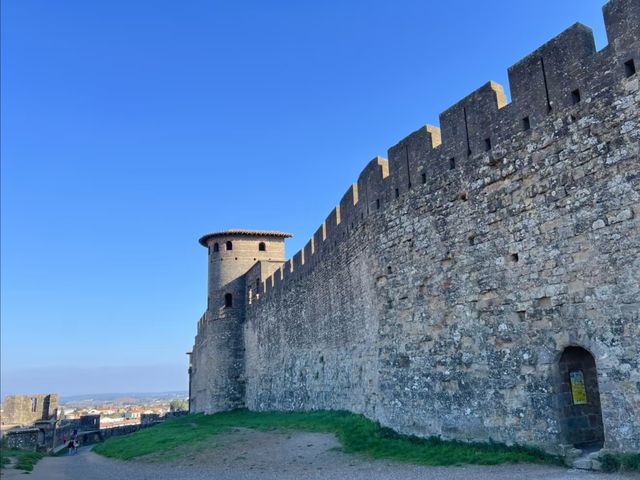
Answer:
xmin=0 ymin=391 xmax=189 ymax=451
xmin=53 ymin=391 xmax=188 ymax=428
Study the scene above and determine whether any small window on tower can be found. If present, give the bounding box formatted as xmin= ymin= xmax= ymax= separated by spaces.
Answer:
xmin=226 ymin=241 xmax=233 ymax=251
xmin=31 ymin=398 xmax=37 ymax=412
xmin=224 ymin=293 xmax=233 ymax=308
xmin=571 ymin=89 xmax=581 ymax=104
xmin=625 ymin=59 xmax=636 ymax=78
xmin=258 ymin=242 xmax=266 ymax=251
xmin=213 ymin=243 xmax=219 ymax=252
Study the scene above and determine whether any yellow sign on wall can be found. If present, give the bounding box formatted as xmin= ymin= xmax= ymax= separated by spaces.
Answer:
xmin=570 ymin=370 xmax=588 ymax=405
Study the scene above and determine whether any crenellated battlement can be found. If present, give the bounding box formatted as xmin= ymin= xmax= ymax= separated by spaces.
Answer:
xmin=251 ymin=0 xmax=639 ymax=303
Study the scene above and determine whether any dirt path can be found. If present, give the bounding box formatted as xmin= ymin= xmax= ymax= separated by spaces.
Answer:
xmin=24 ymin=429 xmax=640 ymax=480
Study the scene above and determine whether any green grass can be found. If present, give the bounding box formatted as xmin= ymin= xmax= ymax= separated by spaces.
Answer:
xmin=0 ymin=447 xmax=44 ymax=472
xmin=599 ymin=452 xmax=640 ymax=473
xmin=94 ymin=409 xmax=561 ymax=466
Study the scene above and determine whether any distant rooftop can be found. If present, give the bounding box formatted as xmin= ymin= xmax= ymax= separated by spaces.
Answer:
xmin=199 ymin=229 xmax=293 ymax=246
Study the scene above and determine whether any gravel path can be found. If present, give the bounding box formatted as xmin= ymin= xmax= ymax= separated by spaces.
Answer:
xmin=24 ymin=429 xmax=640 ymax=480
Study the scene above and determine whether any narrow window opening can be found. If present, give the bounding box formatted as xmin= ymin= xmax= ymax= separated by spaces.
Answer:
xmin=540 ymin=57 xmax=552 ymax=112
xmin=395 ymin=188 xmax=399 ymax=199
xmin=571 ymin=89 xmax=581 ymax=104
xmin=459 ymin=192 xmax=468 ymax=202
xmin=224 ymin=293 xmax=233 ymax=308
xmin=376 ymin=199 xmax=380 ymax=210
xmin=463 ymin=106 xmax=471 ymax=156
xmin=468 ymin=235 xmax=476 ymax=246
xmin=484 ymin=138 xmax=492 ymax=151
xmin=421 ymin=173 xmax=427 ymax=184
xmin=207 ymin=296 xmax=210 ymax=308
xmin=386 ymin=266 xmax=392 ymax=274
xmin=522 ymin=116 xmax=531 ymax=131
xmin=449 ymin=158 xmax=456 ymax=170
xmin=213 ymin=243 xmax=219 ymax=252
xmin=31 ymin=398 xmax=37 ymax=412
xmin=226 ymin=241 xmax=233 ymax=251
xmin=509 ymin=253 xmax=519 ymax=263
xmin=625 ymin=59 xmax=636 ymax=77
xmin=258 ymin=242 xmax=266 ymax=252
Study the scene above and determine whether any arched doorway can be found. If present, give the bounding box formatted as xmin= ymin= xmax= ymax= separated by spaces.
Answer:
xmin=558 ymin=346 xmax=604 ymax=449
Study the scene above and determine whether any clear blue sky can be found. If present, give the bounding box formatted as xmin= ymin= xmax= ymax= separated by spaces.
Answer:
xmin=1 ymin=0 xmax=606 ymax=397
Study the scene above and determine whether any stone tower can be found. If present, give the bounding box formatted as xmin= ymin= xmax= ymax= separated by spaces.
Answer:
xmin=189 ymin=229 xmax=292 ymax=413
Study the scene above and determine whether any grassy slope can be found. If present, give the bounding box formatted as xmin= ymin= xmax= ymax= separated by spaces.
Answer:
xmin=94 ymin=410 xmax=561 ymax=466
xmin=0 ymin=447 xmax=44 ymax=472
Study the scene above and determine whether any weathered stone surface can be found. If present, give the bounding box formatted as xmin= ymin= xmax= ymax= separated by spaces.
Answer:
xmin=2 ymin=394 xmax=59 ymax=425
xmin=6 ymin=428 xmax=40 ymax=451
xmin=190 ymin=0 xmax=640 ymax=456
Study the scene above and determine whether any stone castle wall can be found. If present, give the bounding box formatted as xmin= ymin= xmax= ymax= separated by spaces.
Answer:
xmin=192 ymin=0 xmax=640 ymax=454
xmin=2 ymin=394 xmax=59 ymax=425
